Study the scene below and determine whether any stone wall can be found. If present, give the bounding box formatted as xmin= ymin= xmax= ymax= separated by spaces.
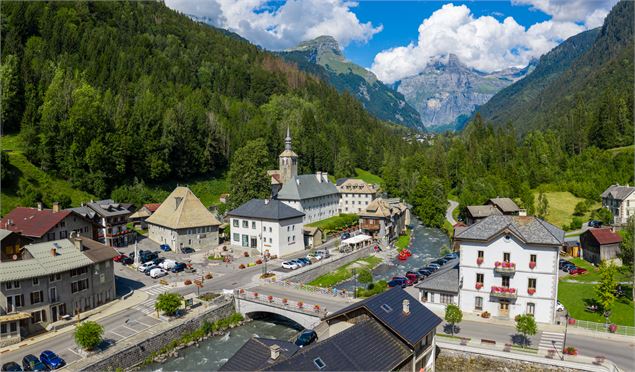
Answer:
xmin=77 ymin=299 xmax=235 ymax=371
xmin=436 ymin=349 xmax=583 ymax=372
xmin=285 ymin=246 xmax=373 ymax=284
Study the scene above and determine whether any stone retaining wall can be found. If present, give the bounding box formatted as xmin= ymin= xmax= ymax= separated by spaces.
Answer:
xmin=286 ymin=246 xmax=374 ymax=284
xmin=75 ymin=299 xmax=235 ymax=371
xmin=437 ymin=349 xmax=587 ymax=372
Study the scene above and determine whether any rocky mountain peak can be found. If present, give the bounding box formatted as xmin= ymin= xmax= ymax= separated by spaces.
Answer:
xmin=291 ymin=35 xmax=343 ymax=58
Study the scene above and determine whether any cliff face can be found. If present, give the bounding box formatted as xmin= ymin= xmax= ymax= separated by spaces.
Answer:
xmin=394 ymin=54 xmax=534 ymax=131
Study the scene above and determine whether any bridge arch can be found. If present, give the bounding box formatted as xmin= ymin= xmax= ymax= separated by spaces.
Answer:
xmin=235 ymin=298 xmax=322 ymax=330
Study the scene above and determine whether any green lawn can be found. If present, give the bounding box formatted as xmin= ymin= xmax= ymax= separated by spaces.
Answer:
xmin=306 ymin=213 xmax=359 ymax=234
xmin=354 ymin=168 xmax=383 ymax=185
xmin=533 ymin=191 xmax=599 ymax=230
xmin=1 ymin=134 xmax=95 ymax=214
xmin=560 ymin=258 xmax=632 ymax=283
xmin=309 ymin=256 xmax=382 ymax=287
xmin=395 ymin=229 xmax=411 ymax=251
xmin=557 ymin=281 xmax=634 ymax=326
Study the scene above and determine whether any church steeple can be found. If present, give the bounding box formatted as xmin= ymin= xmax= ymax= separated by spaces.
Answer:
xmin=285 ymin=126 xmax=292 ymax=151
xmin=279 ymin=126 xmax=298 ymax=184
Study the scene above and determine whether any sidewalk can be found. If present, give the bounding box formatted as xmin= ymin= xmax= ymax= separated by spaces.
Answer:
xmin=0 ymin=290 xmax=149 ymax=354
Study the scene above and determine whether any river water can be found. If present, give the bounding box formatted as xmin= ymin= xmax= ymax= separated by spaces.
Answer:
xmin=145 ymin=221 xmax=447 ymax=371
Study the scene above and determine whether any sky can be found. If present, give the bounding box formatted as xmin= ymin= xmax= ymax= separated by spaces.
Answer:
xmin=165 ymin=0 xmax=617 ymax=83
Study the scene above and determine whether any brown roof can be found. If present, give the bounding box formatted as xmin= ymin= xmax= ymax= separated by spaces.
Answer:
xmin=1 ymin=207 xmax=81 ymax=238
xmin=146 ymin=187 xmax=220 ymax=229
xmin=145 ymin=203 xmax=161 ymax=212
xmin=466 ymin=205 xmax=502 ymax=218
xmin=585 ymin=228 xmax=622 ymax=245
xmin=337 ymin=178 xmax=378 ymax=194
xmin=487 ymin=198 xmax=521 ymax=213
xmin=80 ymin=237 xmax=119 ymax=263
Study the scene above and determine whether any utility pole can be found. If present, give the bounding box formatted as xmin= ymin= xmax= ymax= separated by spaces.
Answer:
xmin=352 ymin=268 xmax=357 ymax=299
xmin=561 ymin=313 xmax=569 ymax=360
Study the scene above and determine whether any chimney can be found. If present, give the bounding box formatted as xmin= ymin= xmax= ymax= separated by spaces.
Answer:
xmin=264 ymin=199 xmax=270 ymax=205
xmin=322 ymin=172 xmax=329 ymax=183
xmin=270 ymin=344 xmax=281 ymax=360
xmin=50 ymin=248 xmax=57 ymax=257
xmin=316 ymin=171 xmax=322 ymax=183
xmin=402 ymin=299 xmax=410 ymax=315
xmin=73 ymin=236 xmax=84 ymax=251
xmin=52 ymin=202 xmax=60 ymax=213
xmin=37 ymin=202 xmax=43 ymax=211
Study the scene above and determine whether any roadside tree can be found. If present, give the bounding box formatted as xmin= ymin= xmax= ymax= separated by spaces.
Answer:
xmin=155 ymin=292 xmax=184 ymax=316
xmin=444 ymin=304 xmax=463 ymax=337
xmin=515 ymin=314 xmax=537 ymax=348
xmin=537 ymin=191 xmax=549 ymax=220
xmin=595 ymin=261 xmax=618 ymax=321
xmin=74 ymin=321 xmax=104 ymax=351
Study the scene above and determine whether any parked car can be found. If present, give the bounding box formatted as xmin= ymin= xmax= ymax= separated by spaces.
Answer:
xmin=160 ymin=244 xmax=171 ymax=252
xmin=121 ymin=257 xmax=134 ymax=265
xmin=138 ymin=262 xmax=155 ymax=273
xmin=387 ymin=279 xmax=407 ymax=288
xmin=171 ymin=262 xmax=187 ymax=273
xmin=316 ymin=250 xmax=331 ymax=259
xmin=391 ymin=276 xmax=414 ymax=286
xmin=405 ymin=273 xmax=419 ymax=284
xmin=295 ymin=329 xmax=318 ymax=347
xmin=21 ymin=355 xmax=46 ymax=371
xmin=140 ymin=252 xmax=158 ymax=263
xmin=569 ymin=267 xmax=588 ymax=275
xmin=282 ymin=261 xmax=299 ymax=270
xmin=406 ymin=270 xmax=424 ymax=279
xmin=562 ymin=264 xmax=577 ymax=273
xmin=152 ymin=257 xmax=165 ymax=265
xmin=444 ymin=253 xmax=458 ymax=260
xmin=341 ymin=232 xmax=351 ymax=240
xmin=142 ymin=264 xmax=158 ymax=275
xmin=427 ymin=263 xmax=441 ymax=270
xmin=417 ymin=269 xmax=432 ymax=277
xmin=556 ymin=300 xmax=566 ymax=312
xmin=297 ymin=258 xmax=312 ymax=266
xmin=180 ymin=247 xmax=195 ymax=254
xmin=150 ymin=268 xmax=168 ymax=279
xmin=39 ymin=351 xmax=64 ymax=370
xmin=307 ymin=252 xmax=323 ymax=261
xmin=159 ymin=259 xmax=176 ymax=270
xmin=433 ymin=258 xmax=448 ymax=266
xmin=2 ymin=362 xmax=22 ymax=371
xmin=113 ymin=254 xmax=128 ymax=262
xmin=588 ymin=220 xmax=603 ymax=228
xmin=291 ymin=259 xmax=306 ymax=267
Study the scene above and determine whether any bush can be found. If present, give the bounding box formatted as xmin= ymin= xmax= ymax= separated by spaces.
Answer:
xmin=205 ymin=273 xmax=213 ymax=279
xmin=238 ymin=264 xmax=246 ymax=269
xmin=574 ymin=201 xmax=589 ymax=216
xmin=481 ymin=311 xmax=490 ymax=318
xmin=155 ymin=293 xmax=184 ymax=316
xmin=243 ymin=251 xmax=250 ymax=257
xmin=357 ymin=269 xmax=372 ymax=284
xmin=74 ymin=321 xmax=104 ymax=351
xmin=256 ymin=259 xmax=263 ymax=264
xmin=184 ymin=279 xmax=192 ymax=285
xmin=439 ymin=245 xmax=452 ymax=256
xmin=570 ymin=216 xmax=583 ymax=230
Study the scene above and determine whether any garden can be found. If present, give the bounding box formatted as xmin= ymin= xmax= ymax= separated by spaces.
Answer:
xmin=308 ymin=256 xmax=382 ymax=288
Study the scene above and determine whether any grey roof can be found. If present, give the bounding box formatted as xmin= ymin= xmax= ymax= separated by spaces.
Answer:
xmin=227 ymin=199 xmax=304 ymax=221
xmin=325 ymin=287 xmax=442 ymax=348
xmin=455 ymin=215 xmax=564 ymax=246
xmin=219 ymin=338 xmax=299 ymax=371
xmin=276 ymin=175 xmax=338 ymax=201
xmin=601 ymin=185 xmax=635 ymax=201
xmin=68 ymin=205 xmax=97 ymax=220
xmin=466 ymin=205 xmax=502 ymax=218
xmin=335 ymin=177 xmax=350 ymax=186
xmin=266 ymin=320 xmax=411 ymax=371
xmin=0 ymin=239 xmax=94 ymax=282
xmin=86 ymin=199 xmax=133 ymax=218
xmin=416 ymin=261 xmax=459 ymax=293
xmin=0 ymin=229 xmax=14 ymax=241
xmin=487 ymin=197 xmax=521 ymax=213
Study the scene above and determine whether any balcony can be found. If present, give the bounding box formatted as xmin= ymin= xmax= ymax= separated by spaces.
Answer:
xmin=360 ymin=222 xmax=380 ymax=231
xmin=490 ymin=286 xmax=517 ymax=299
xmin=494 ymin=261 xmax=516 ymax=274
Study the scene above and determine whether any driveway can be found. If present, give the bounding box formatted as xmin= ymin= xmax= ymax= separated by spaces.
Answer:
xmin=446 ymin=200 xmax=459 ymax=225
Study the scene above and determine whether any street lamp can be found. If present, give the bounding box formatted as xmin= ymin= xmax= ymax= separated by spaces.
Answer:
xmin=352 ymin=268 xmax=357 ymax=299
xmin=561 ymin=313 xmax=569 ymax=360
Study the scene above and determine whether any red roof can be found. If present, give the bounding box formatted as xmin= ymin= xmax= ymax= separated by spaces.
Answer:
xmin=0 ymin=207 xmax=73 ymax=238
xmin=588 ymin=228 xmax=622 ymax=245
xmin=144 ymin=203 xmax=161 ymax=212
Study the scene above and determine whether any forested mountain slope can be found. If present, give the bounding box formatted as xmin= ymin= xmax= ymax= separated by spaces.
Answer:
xmin=475 ymin=0 xmax=633 ymax=152
xmin=0 ymin=2 xmax=418 ymax=199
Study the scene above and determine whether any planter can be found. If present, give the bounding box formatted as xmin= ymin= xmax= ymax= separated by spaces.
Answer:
xmin=267 ymin=295 xmax=274 ymax=303
xmin=253 ymin=292 xmax=259 ymax=298
xmin=239 ymin=288 xmax=245 ymax=294
xmin=527 ymin=288 xmax=536 ymax=295
xmin=608 ymin=324 xmax=617 ymax=333
xmin=314 ymin=304 xmax=321 ymax=312
xmin=568 ymin=318 xmax=576 ymax=325
xmin=475 ymin=283 xmax=483 ymax=290
xmin=481 ymin=311 xmax=490 ymax=319
xmin=563 ymin=346 xmax=577 ymax=356
xmin=529 ymin=261 xmax=536 ymax=269
xmin=297 ymin=301 xmax=304 ymax=309
xmin=282 ymin=298 xmax=288 ymax=305
xmin=477 ymin=257 xmax=484 ymax=266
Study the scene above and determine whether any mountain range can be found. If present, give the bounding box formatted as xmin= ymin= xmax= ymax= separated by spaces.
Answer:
xmin=277 ymin=36 xmax=424 ymax=130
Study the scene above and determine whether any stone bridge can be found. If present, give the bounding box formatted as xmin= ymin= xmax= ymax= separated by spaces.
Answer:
xmin=234 ymin=290 xmax=325 ymax=330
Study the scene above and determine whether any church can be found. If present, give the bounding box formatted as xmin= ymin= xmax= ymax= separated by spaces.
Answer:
xmin=269 ymin=128 xmax=340 ymax=225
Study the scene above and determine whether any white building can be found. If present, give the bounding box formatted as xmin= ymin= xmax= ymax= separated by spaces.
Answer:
xmin=455 ymin=215 xmax=564 ymax=324
xmin=227 ymin=199 xmax=305 ymax=258
xmin=336 ymin=178 xmax=378 ymax=214
xmin=601 ymin=184 xmax=635 ymax=225
xmin=146 ymin=187 xmax=220 ymax=251
xmin=276 ymin=172 xmax=339 ymax=225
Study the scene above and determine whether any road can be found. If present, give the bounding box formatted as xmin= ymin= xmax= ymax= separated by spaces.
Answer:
xmin=446 ymin=199 xmax=459 ymax=225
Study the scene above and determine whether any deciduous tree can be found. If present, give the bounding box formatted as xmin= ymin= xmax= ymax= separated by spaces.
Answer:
xmin=444 ymin=304 xmax=463 ymax=337
xmin=74 ymin=321 xmax=104 ymax=351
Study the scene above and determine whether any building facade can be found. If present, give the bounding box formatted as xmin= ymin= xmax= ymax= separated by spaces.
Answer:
xmin=456 ymin=216 xmax=564 ymax=324
xmin=601 ymin=184 xmax=635 ymax=225
xmin=70 ymin=200 xmax=134 ymax=247
xmin=1 ymin=204 xmax=95 ymax=244
xmin=276 ymin=172 xmax=340 ymax=225
xmin=128 ymin=203 xmax=161 ymax=229
xmin=227 ymin=199 xmax=305 ymax=258
xmin=359 ymin=198 xmax=409 ymax=243
xmin=580 ymin=228 xmax=622 ymax=265
xmin=146 ymin=187 xmax=220 ymax=251
xmin=336 ymin=178 xmax=378 ymax=214
xmin=0 ymin=236 xmax=117 ymax=344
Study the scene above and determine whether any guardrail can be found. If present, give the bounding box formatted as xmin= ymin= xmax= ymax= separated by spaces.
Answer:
xmin=236 ymin=290 xmax=328 ymax=318
xmin=569 ymin=319 xmax=635 ymax=336
xmin=267 ymin=279 xmax=354 ymax=300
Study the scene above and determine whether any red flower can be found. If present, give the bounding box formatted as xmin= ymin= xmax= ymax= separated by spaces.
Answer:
xmin=529 ymin=261 xmax=536 ymax=269
xmin=297 ymin=301 xmax=304 ymax=308
xmin=495 ymin=261 xmax=501 ymax=267
xmin=477 ymin=257 xmax=484 ymax=265
xmin=267 ymin=295 xmax=273 ymax=302
xmin=528 ymin=288 xmax=535 ymax=295
xmin=475 ymin=283 xmax=483 ymax=290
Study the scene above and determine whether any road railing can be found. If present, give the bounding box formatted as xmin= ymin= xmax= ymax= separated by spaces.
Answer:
xmin=236 ymin=289 xmax=329 ymax=318
xmin=266 ymin=279 xmax=354 ymax=300
xmin=568 ymin=318 xmax=635 ymax=336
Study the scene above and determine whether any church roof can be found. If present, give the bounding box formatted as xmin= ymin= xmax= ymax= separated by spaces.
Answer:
xmin=146 ymin=187 xmax=220 ymax=229
xmin=276 ymin=174 xmax=338 ymax=201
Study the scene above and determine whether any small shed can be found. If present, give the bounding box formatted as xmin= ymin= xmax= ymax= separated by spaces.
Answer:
xmin=580 ymin=228 xmax=622 ymax=265
xmin=303 ymin=226 xmax=323 ymax=248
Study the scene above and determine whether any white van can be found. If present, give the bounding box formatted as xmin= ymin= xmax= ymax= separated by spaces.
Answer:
xmin=160 ymin=259 xmax=177 ymax=270
xmin=150 ymin=268 xmax=168 ymax=278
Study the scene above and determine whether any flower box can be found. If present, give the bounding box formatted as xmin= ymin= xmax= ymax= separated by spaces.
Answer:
xmin=568 ymin=318 xmax=576 ymax=325
xmin=608 ymin=324 xmax=618 ymax=333
xmin=475 ymin=282 xmax=483 ymax=290
xmin=563 ymin=346 xmax=577 ymax=356
xmin=529 ymin=261 xmax=536 ymax=269
xmin=314 ymin=304 xmax=321 ymax=312
xmin=527 ymin=288 xmax=536 ymax=295
xmin=253 ymin=292 xmax=259 ymax=298
xmin=282 ymin=298 xmax=288 ymax=305
xmin=267 ymin=295 xmax=273 ymax=303
xmin=297 ymin=301 xmax=304 ymax=309
xmin=477 ymin=257 xmax=484 ymax=266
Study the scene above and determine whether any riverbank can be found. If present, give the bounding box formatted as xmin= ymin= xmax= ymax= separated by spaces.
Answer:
xmin=308 ymin=256 xmax=382 ymax=287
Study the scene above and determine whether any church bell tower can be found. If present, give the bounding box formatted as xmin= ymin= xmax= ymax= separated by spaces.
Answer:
xmin=279 ymin=126 xmax=298 ymax=184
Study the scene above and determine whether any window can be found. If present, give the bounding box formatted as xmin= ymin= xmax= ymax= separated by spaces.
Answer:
xmin=233 ymin=233 xmax=239 ymax=242
xmin=6 ymin=295 xmax=24 ymax=312
xmin=477 ymin=250 xmax=484 ymax=258
xmin=242 ymin=220 xmax=248 ymax=228
xmin=30 ymin=291 xmax=44 ymax=305
xmin=527 ymin=303 xmax=535 ymax=315
xmin=287 ymin=226 xmax=290 ymax=231
xmin=475 ymin=296 xmax=483 ymax=310
xmin=49 ymin=273 xmax=61 ymax=282
xmin=528 ymin=278 xmax=537 ymax=289
xmin=440 ymin=294 xmax=453 ymax=304
xmin=71 ymin=279 xmax=89 ymax=293
xmin=47 ymin=232 xmax=56 ymax=241
xmin=263 ymin=226 xmax=266 ymax=232
xmin=233 ymin=219 xmax=239 ymax=227
xmin=59 ymin=230 xmax=68 ymax=239
xmin=5 ymin=280 xmax=20 ymax=290
xmin=31 ymin=310 xmax=47 ymax=324
xmin=502 ymin=276 xmax=510 ymax=287
xmin=530 ymin=254 xmax=537 ymax=263
xmin=32 ymin=277 xmax=39 ymax=286
xmin=70 ymin=267 xmax=88 ymax=277
xmin=269 ymin=238 xmax=272 ymax=243
xmin=269 ymin=227 xmax=272 ymax=233
xmin=50 ymin=287 xmax=57 ymax=302
xmin=252 ymin=221 xmax=256 ymax=229
xmin=476 ymin=273 xmax=484 ymax=284
xmin=503 ymin=252 xmax=510 ymax=262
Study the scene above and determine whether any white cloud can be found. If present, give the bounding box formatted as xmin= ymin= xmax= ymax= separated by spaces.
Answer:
xmin=165 ymin=0 xmax=382 ymax=50
xmin=512 ymin=0 xmax=617 ymax=27
xmin=370 ymin=3 xmax=600 ymax=83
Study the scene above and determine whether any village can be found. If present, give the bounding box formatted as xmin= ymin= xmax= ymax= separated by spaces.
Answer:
xmin=0 ymin=129 xmax=632 ymax=371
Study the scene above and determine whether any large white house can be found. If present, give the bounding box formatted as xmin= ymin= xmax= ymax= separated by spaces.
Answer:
xmin=455 ymin=215 xmax=564 ymax=324
xmin=601 ymin=184 xmax=635 ymax=225
xmin=227 ymin=199 xmax=304 ymax=258
xmin=336 ymin=178 xmax=378 ymax=214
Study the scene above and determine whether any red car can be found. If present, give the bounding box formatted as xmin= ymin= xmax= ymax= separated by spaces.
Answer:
xmin=113 ymin=254 xmax=128 ymax=262
xmin=569 ymin=268 xmax=588 ymax=275
xmin=405 ymin=273 xmax=419 ymax=284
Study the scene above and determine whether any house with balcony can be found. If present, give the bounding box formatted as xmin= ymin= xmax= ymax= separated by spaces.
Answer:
xmin=601 ymin=184 xmax=635 ymax=225
xmin=0 ymin=235 xmax=117 ymax=345
xmin=70 ymin=200 xmax=134 ymax=247
xmin=359 ymin=198 xmax=408 ymax=244
xmin=455 ymin=215 xmax=564 ymax=324
xmin=336 ymin=178 xmax=378 ymax=214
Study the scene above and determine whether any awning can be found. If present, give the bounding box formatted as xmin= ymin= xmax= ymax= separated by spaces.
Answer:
xmin=341 ymin=234 xmax=372 ymax=245
xmin=0 ymin=312 xmax=30 ymax=322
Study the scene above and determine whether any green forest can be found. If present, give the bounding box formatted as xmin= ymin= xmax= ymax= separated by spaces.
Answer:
xmin=1 ymin=1 xmax=633 ymax=231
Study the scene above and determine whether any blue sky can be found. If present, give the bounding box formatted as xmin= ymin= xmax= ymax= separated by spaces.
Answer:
xmin=166 ymin=0 xmax=616 ymax=83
